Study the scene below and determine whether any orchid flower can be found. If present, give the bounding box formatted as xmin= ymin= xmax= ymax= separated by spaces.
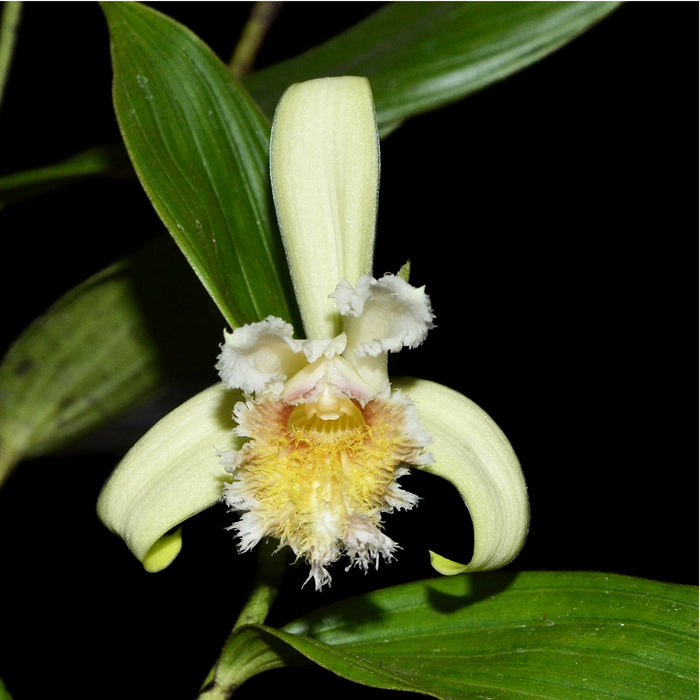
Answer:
xmin=97 ymin=77 xmax=529 ymax=589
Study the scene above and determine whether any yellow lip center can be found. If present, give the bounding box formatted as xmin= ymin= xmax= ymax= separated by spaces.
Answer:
xmin=287 ymin=391 xmax=365 ymax=434
xmin=225 ymin=390 xmax=427 ymax=588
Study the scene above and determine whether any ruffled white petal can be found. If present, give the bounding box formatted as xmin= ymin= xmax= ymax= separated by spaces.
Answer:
xmin=394 ymin=378 xmax=529 ymax=573
xmin=97 ymin=383 xmax=240 ymax=572
xmin=335 ymin=274 xmax=434 ymax=358
xmin=216 ymin=316 xmax=306 ymax=396
xmin=270 ymin=77 xmax=379 ymax=339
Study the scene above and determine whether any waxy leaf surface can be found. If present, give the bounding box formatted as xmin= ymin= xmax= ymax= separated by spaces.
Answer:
xmin=224 ymin=572 xmax=699 ymax=699
xmin=102 ymin=2 xmax=297 ymax=330
xmin=247 ymin=1 xmax=621 ymax=133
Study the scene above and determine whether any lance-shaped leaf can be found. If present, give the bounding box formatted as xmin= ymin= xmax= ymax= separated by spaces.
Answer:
xmin=101 ymin=2 xmax=297 ymax=330
xmin=0 ymin=237 xmax=222 ymax=488
xmin=97 ymin=383 xmax=239 ymax=572
xmin=247 ymin=2 xmax=621 ymax=132
xmin=228 ymin=571 xmax=697 ymax=699
xmin=270 ymin=77 xmax=379 ymax=339
xmin=395 ymin=378 xmax=529 ymax=573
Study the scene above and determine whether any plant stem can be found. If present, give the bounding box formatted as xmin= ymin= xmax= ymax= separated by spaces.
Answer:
xmin=228 ymin=1 xmax=283 ymax=80
xmin=0 ymin=1 xmax=23 ymax=111
xmin=198 ymin=539 xmax=290 ymax=699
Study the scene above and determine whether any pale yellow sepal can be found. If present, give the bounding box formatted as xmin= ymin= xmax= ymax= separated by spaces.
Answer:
xmin=97 ymin=383 xmax=241 ymax=571
xmin=395 ymin=378 xmax=529 ymax=573
xmin=270 ymin=76 xmax=379 ymax=340
xmin=429 ymin=550 xmax=471 ymax=576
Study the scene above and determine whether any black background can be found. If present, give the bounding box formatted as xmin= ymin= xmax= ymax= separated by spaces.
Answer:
xmin=0 ymin=3 xmax=697 ymax=699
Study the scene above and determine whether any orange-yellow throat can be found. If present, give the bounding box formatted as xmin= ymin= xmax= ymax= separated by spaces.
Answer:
xmin=223 ymin=393 xmax=426 ymax=589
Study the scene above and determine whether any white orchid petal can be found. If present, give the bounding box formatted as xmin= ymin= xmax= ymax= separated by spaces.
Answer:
xmin=395 ymin=378 xmax=529 ymax=573
xmin=216 ymin=316 xmax=305 ymax=396
xmin=97 ymin=383 xmax=240 ymax=572
xmin=335 ymin=275 xmax=434 ymax=358
xmin=270 ymin=77 xmax=379 ymax=339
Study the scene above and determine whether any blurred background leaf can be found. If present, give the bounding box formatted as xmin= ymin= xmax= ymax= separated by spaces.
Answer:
xmin=0 ymin=145 xmax=132 ymax=209
xmin=0 ymin=675 xmax=12 ymax=700
xmin=0 ymin=237 xmax=221 ymax=486
xmin=0 ymin=1 xmax=22 ymax=112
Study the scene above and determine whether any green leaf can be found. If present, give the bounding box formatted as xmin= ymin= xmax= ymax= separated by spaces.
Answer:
xmin=101 ymin=2 xmax=297 ymax=330
xmin=214 ymin=572 xmax=698 ymax=698
xmin=0 ymin=145 xmax=132 ymax=208
xmin=246 ymin=1 xmax=620 ymax=133
xmin=0 ymin=237 xmax=222 ymax=486
xmin=0 ymin=674 xmax=13 ymax=700
xmin=0 ymin=1 xmax=22 ymax=112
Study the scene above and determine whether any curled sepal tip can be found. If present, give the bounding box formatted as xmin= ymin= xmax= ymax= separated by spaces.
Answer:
xmin=395 ymin=378 xmax=529 ymax=574
xmin=97 ymin=383 xmax=241 ymax=572
xmin=270 ymin=76 xmax=379 ymax=340
xmin=429 ymin=550 xmax=473 ymax=576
